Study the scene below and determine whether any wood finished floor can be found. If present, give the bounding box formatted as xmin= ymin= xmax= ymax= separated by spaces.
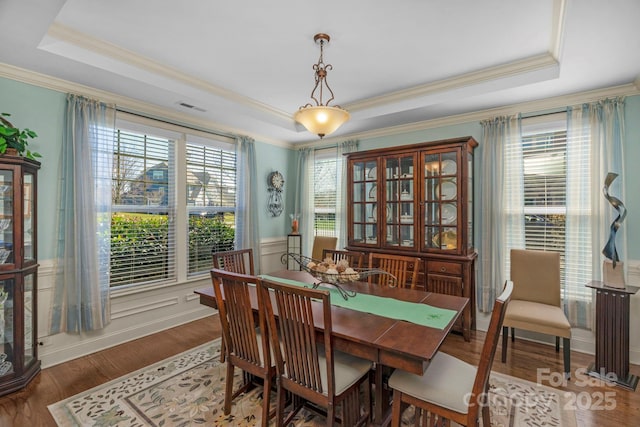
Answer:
xmin=0 ymin=314 xmax=638 ymax=426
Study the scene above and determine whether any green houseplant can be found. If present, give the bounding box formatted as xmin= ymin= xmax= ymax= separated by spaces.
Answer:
xmin=0 ymin=113 xmax=41 ymax=160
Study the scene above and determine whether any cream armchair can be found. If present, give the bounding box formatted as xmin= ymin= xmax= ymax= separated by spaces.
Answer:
xmin=501 ymin=249 xmax=571 ymax=378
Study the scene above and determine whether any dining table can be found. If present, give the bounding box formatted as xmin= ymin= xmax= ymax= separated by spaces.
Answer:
xmin=195 ymin=269 xmax=468 ymax=426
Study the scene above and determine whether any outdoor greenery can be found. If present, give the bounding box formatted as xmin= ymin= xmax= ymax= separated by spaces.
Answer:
xmin=110 ymin=213 xmax=234 ymax=286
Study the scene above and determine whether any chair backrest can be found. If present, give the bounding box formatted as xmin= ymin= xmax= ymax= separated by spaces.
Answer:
xmin=469 ymin=280 xmax=513 ymax=421
xmin=210 ymin=268 xmax=268 ymax=369
xmin=259 ymin=278 xmax=336 ymax=399
xmin=213 ymin=248 xmax=255 ymax=276
xmin=510 ymin=249 xmax=560 ymax=306
xmin=321 ymin=249 xmax=365 ymax=268
xmin=368 ymin=252 xmax=421 ymax=289
xmin=311 ymin=236 xmax=338 ymax=261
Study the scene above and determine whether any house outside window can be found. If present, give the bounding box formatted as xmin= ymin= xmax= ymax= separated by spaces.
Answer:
xmin=110 ymin=116 xmax=236 ymax=288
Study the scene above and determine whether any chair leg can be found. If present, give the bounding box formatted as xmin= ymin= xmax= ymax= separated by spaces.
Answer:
xmin=511 ymin=327 xmax=515 ymax=342
xmin=275 ymin=379 xmax=286 ymax=427
xmin=223 ymin=363 xmax=234 ymax=414
xmin=555 ymin=336 xmax=560 ymax=352
xmin=501 ymin=326 xmax=508 ymax=363
xmin=261 ymin=375 xmax=271 ymax=427
xmin=563 ymin=338 xmax=571 ymax=379
xmin=390 ymin=390 xmax=403 ymax=427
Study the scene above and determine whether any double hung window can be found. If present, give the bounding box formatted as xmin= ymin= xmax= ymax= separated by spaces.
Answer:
xmin=110 ymin=115 xmax=236 ymax=288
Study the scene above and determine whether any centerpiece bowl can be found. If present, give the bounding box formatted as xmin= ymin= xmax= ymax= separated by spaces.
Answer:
xmin=281 ymin=253 xmax=397 ymax=299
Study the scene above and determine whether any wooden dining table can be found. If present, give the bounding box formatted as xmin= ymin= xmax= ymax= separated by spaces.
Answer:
xmin=195 ymin=269 xmax=468 ymax=425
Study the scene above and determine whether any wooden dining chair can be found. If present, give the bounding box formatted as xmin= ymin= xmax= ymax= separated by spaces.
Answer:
xmin=387 ymin=280 xmax=513 ymax=427
xmin=311 ymin=236 xmax=338 ymax=260
xmin=322 ymin=249 xmax=365 ymax=268
xmin=259 ymin=278 xmax=373 ymax=427
xmin=368 ymin=252 xmax=421 ymax=288
xmin=210 ymin=268 xmax=275 ymax=427
xmin=212 ymin=248 xmax=255 ymax=275
xmin=212 ymin=248 xmax=255 ymax=363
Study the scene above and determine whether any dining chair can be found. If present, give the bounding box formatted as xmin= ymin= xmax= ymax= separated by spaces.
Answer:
xmin=322 ymin=249 xmax=365 ymax=268
xmin=368 ymin=252 xmax=421 ymax=288
xmin=259 ymin=278 xmax=373 ymax=427
xmin=311 ymin=236 xmax=338 ymax=260
xmin=212 ymin=248 xmax=256 ymax=363
xmin=501 ymin=248 xmax=571 ymax=378
xmin=388 ymin=280 xmax=513 ymax=427
xmin=210 ymin=268 xmax=275 ymax=427
xmin=212 ymin=248 xmax=255 ymax=275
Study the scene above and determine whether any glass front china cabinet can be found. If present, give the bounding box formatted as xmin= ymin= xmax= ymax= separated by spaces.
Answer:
xmin=347 ymin=136 xmax=477 ymax=339
xmin=0 ymin=155 xmax=40 ymax=396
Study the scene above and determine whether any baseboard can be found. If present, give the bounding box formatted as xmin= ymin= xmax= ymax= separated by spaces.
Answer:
xmin=39 ymin=306 xmax=213 ymax=368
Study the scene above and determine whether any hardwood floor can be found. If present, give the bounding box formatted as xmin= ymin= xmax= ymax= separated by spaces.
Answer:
xmin=1 ymin=315 xmax=638 ymax=426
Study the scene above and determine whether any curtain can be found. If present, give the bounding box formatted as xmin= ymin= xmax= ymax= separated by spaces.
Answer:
xmin=295 ymin=148 xmax=314 ymax=256
xmin=478 ymin=115 xmax=523 ymax=312
xmin=565 ymin=97 xmax=626 ymax=328
xmin=50 ymin=95 xmax=115 ymax=334
xmin=336 ymin=140 xmax=359 ymax=249
xmin=235 ymin=136 xmax=262 ymax=273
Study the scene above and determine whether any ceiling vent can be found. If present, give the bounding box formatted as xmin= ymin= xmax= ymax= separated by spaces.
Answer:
xmin=177 ymin=101 xmax=206 ymax=112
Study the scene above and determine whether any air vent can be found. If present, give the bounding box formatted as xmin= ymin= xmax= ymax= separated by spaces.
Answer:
xmin=177 ymin=101 xmax=207 ymax=113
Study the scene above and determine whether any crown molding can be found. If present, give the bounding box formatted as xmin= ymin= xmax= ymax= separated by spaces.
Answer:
xmin=0 ymin=61 xmax=290 ymax=148
xmin=45 ymin=23 xmax=293 ymax=125
xmin=346 ymin=53 xmax=559 ymax=114
xmin=1 ymin=61 xmax=638 ymax=151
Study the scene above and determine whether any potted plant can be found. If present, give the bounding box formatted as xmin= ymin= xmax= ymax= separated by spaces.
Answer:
xmin=0 ymin=113 xmax=41 ymax=160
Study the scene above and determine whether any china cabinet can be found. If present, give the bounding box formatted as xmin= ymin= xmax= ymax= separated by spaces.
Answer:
xmin=0 ymin=155 xmax=40 ymax=396
xmin=346 ymin=136 xmax=477 ymax=339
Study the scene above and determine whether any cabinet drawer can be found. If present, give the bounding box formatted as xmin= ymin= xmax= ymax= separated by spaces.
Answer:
xmin=427 ymin=261 xmax=462 ymax=275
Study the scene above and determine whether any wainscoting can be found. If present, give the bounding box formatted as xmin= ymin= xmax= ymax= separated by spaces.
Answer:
xmin=36 ymin=237 xmax=288 ymax=368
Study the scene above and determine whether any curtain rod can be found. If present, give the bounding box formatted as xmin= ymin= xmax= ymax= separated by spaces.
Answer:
xmin=115 ymin=108 xmax=236 ymax=140
xmin=520 ymin=108 xmax=567 ymax=120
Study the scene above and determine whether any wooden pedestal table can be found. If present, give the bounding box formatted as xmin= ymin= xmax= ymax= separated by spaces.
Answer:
xmin=585 ymin=280 xmax=639 ymax=390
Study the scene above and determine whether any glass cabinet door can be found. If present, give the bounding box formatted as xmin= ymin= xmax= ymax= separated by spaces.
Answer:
xmin=24 ymin=272 xmax=35 ymax=367
xmin=0 ymin=279 xmax=14 ymax=377
xmin=0 ymin=170 xmax=13 ymax=267
xmin=423 ymin=150 xmax=459 ymax=251
xmin=384 ymin=154 xmax=415 ymax=248
xmin=24 ymin=173 xmax=35 ymax=263
xmin=351 ymin=160 xmax=378 ymax=245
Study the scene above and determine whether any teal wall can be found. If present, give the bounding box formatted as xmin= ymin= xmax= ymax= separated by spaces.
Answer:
xmin=1 ymin=75 xmax=639 ymax=261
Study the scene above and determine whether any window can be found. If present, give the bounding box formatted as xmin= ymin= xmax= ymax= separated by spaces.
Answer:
xmin=506 ymin=114 xmax=592 ymax=305
xmin=312 ymin=148 xmax=338 ymax=237
xmin=110 ymin=115 xmax=236 ymax=288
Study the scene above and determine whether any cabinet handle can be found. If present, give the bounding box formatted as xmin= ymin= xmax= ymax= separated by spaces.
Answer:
xmin=440 ymin=267 xmax=446 ymax=272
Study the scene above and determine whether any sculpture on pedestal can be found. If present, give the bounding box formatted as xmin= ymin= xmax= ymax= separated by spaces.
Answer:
xmin=602 ymin=172 xmax=626 ymax=287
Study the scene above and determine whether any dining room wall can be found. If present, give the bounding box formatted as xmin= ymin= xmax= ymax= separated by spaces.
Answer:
xmin=2 ymin=69 xmax=640 ymax=367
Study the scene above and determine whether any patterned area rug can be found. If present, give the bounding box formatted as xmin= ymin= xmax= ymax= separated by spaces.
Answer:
xmin=49 ymin=339 xmax=577 ymax=426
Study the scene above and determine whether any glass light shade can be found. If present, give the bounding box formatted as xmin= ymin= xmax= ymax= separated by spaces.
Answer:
xmin=294 ymin=106 xmax=350 ymax=138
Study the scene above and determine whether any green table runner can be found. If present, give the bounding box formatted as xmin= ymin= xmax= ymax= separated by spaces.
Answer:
xmin=259 ymin=275 xmax=457 ymax=330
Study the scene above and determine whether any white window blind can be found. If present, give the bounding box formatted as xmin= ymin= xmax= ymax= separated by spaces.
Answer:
xmin=313 ymin=147 xmax=338 ymax=237
xmin=505 ymin=114 xmax=593 ymax=308
xmin=111 ymin=129 xmax=176 ymax=287
xmin=186 ymin=139 xmax=237 ymax=275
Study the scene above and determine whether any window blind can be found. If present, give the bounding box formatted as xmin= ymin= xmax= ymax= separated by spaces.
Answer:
xmin=313 ymin=147 xmax=338 ymax=237
xmin=111 ymin=129 xmax=176 ymax=287
xmin=186 ymin=141 xmax=236 ymax=275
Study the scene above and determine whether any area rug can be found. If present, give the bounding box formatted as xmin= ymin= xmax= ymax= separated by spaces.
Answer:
xmin=49 ymin=338 xmax=576 ymax=426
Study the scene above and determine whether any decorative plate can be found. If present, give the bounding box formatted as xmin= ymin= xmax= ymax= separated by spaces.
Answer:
xmin=367 ymin=166 xmax=377 ymax=180
xmin=442 ymin=159 xmax=457 ymax=175
xmin=432 ymin=230 xmax=457 ymax=249
xmin=436 ymin=179 xmax=457 ymax=200
xmin=441 ymin=203 xmax=457 ymax=224
xmin=368 ymin=184 xmax=377 ymax=200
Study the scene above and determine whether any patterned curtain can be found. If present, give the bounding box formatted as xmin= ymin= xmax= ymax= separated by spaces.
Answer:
xmin=50 ymin=94 xmax=115 ymax=333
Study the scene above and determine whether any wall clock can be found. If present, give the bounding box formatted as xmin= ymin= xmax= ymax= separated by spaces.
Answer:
xmin=267 ymin=171 xmax=284 ymax=217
